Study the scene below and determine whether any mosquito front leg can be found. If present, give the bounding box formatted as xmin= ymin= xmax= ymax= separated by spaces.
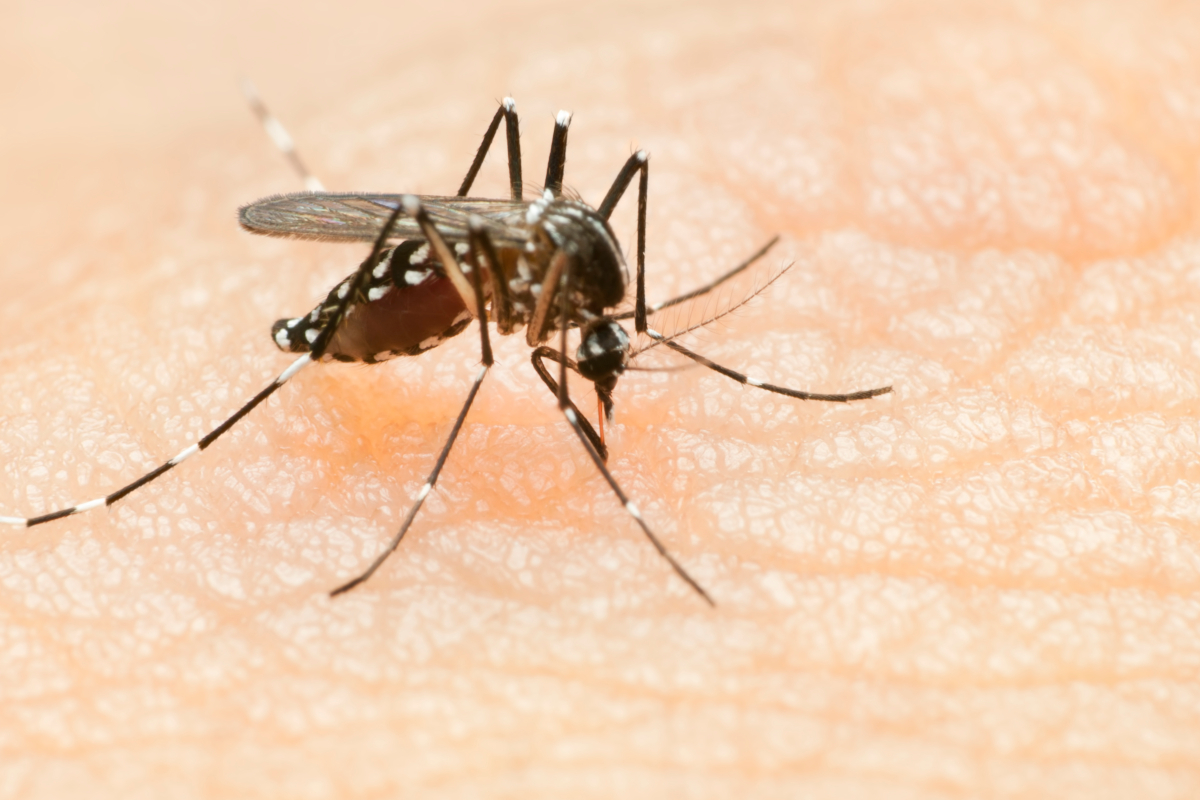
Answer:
xmin=530 ymin=346 xmax=607 ymax=461
xmin=610 ymin=236 xmax=782 ymax=323
xmin=546 ymin=249 xmax=714 ymax=606
xmin=648 ymin=334 xmax=893 ymax=402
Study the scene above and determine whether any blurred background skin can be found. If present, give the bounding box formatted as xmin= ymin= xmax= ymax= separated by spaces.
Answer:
xmin=2 ymin=0 xmax=1199 ymax=797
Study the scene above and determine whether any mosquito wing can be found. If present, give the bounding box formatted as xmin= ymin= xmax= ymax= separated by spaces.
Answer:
xmin=238 ymin=193 xmax=533 ymax=247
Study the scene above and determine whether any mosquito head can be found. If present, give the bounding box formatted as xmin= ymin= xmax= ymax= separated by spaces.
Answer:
xmin=577 ymin=318 xmax=630 ymax=418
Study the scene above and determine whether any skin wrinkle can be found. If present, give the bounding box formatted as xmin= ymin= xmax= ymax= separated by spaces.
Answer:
xmin=1 ymin=0 xmax=1199 ymax=797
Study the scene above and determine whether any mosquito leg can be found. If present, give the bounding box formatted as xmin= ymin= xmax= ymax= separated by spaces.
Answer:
xmin=545 ymin=377 xmax=716 ymax=606
xmin=5 ymin=191 xmax=415 ymax=528
xmin=596 ymin=151 xmax=651 ymax=333
xmin=241 ymin=78 xmax=325 ymax=192
xmin=546 ymin=246 xmax=714 ymax=605
xmin=468 ymin=223 xmax=514 ymax=334
xmin=1 ymin=354 xmax=314 ymax=528
xmin=329 ymin=361 xmax=490 ymax=595
xmin=530 ymin=346 xmax=606 ymax=460
xmin=456 ymin=97 xmax=523 ymax=201
xmin=648 ymin=332 xmax=892 ymax=402
xmin=331 ymin=218 xmax=497 ymax=597
xmin=610 ymin=236 xmax=782 ymax=323
xmin=544 ymin=110 xmax=572 ymax=197
xmin=402 ymin=196 xmax=480 ymax=317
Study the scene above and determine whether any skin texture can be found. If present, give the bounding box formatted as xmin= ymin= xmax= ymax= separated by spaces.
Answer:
xmin=2 ymin=0 xmax=1199 ymax=797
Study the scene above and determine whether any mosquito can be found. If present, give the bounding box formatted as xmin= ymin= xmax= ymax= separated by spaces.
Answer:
xmin=3 ymin=91 xmax=892 ymax=605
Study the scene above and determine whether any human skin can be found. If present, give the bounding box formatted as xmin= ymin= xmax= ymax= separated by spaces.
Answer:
xmin=2 ymin=0 xmax=1199 ymax=797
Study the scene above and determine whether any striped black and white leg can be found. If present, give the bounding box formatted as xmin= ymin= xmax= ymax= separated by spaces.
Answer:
xmin=650 ymin=334 xmax=892 ymax=402
xmin=456 ymin=97 xmax=523 ymax=201
xmin=242 ymin=78 xmax=326 ymax=192
xmin=530 ymin=346 xmax=606 ymax=461
xmin=546 ymin=249 xmax=715 ymax=606
xmin=329 ymin=213 xmax=498 ymax=596
xmin=1 ymin=353 xmax=313 ymax=528
xmin=611 ymin=235 xmax=782 ymax=323
xmin=601 ymin=150 xmax=893 ymax=403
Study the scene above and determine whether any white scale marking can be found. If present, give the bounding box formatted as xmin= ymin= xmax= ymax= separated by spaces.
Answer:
xmin=405 ymin=269 xmax=430 ymax=285
xmin=1 ymin=516 xmax=27 ymax=526
xmin=278 ymin=353 xmax=313 ymax=382
xmin=262 ymin=117 xmax=294 ymax=153
xmin=305 ymin=328 xmax=319 ymax=344
xmin=417 ymin=483 xmax=432 ymax=501
xmin=625 ymin=501 xmax=642 ymax=520
xmin=275 ymin=328 xmax=291 ymax=348
xmin=74 ymin=497 xmax=106 ymax=513
xmin=337 ymin=282 xmax=349 ymax=300
xmin=412 ymin=244 xmax=430 ymax=262
xmin=746 ymin=377 xmax=764 ymax=387
xmin=286 ymin=318 xmax=300 ymax=329
xmin=372 ymin=261 xmax=389 ymax=279
xmin=556 ymin=110 xmax=572 ymax=127
xmin=368 ymin=286 xmax=390 ymax=302
xmin=373 ymin=351 xmax=395 ymax=362
xmin=170 ymin=443 xmax=200 ymax=465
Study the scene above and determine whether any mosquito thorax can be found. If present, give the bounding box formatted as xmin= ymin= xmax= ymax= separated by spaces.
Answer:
xmin=524 ymin=195 xmax=627 ymax=320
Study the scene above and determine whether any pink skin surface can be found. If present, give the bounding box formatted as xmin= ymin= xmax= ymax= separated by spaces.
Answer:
xmin=2 ymin=1 xmax=1199 ymax=797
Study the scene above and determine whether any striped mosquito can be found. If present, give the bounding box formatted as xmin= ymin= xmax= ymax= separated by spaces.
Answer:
xmin=3 ymin=91 xmax=892 ymax=605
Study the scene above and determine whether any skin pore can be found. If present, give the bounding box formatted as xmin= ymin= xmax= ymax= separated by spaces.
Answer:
xmin=2 ymin=0 xmax=1198 ymax=797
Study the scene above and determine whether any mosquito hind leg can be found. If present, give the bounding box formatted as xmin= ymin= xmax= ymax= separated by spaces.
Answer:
xmin=242 ymin=78 xmax=326 ymax=192
xmin=456 ymin=98 xmax=523 ymax=200
xmin=0 ymin=354 xmax=314 ymax=528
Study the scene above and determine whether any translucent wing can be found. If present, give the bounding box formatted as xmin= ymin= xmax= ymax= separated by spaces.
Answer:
xmin=238 ymin=193 xmax=533 ymax=246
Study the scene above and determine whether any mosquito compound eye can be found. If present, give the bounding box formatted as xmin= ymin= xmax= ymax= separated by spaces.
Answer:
xmin=576 ymin=320 xmax=630 ymax=383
